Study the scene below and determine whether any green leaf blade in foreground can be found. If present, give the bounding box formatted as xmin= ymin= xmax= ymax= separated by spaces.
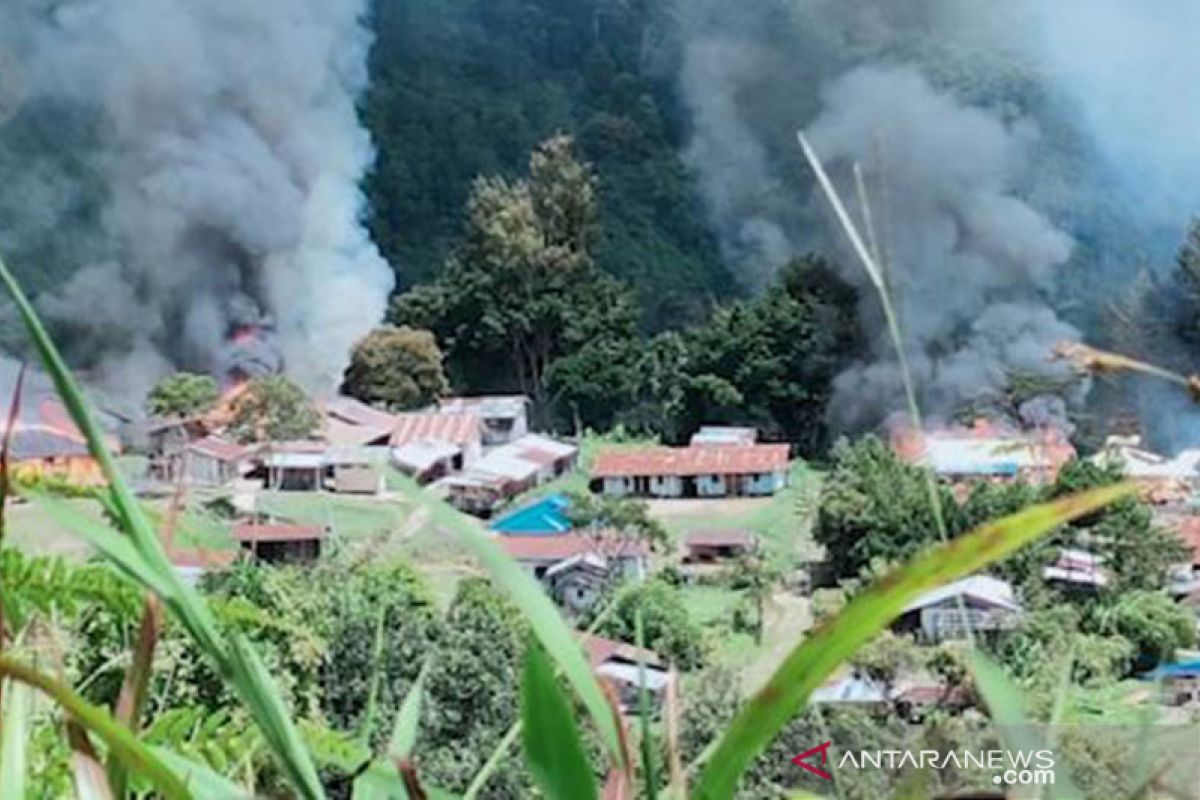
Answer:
xmin=521 ymin=641 xmax=598 ymax=800
xmin=0 ymin=656 xmax=192 ymax=799
xmin=0 ymin=255 xmax=327 ymax=800
xmin=352 ymin=664 xmax=428 ymax=800
xmin=403 ymin=480 xmax=624 ymax=767
xmin=691 ymin=483 xmax=1133 ymax=800
xmin=969 ymin=651 xmax=1084 ymax=799
xmin=0 ymin=677 xmax=31 ymax=799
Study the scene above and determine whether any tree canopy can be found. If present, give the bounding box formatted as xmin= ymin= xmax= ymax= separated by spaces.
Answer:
xmin=146 ymin=372 xmax=219 ymax=418
xmin=341 ymin=325 xmax=448 ymax=411
xmin=227 ymin=375 xmax=321 ymax=443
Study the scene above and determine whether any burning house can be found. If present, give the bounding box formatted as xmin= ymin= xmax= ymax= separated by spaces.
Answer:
xmin=1092 ymin=435 xmax=1200 ymax=507
xmin=0 ymin=389 xmax=119 ymax=487
xmin=891 ymin=418 xmax=1075 ymax=490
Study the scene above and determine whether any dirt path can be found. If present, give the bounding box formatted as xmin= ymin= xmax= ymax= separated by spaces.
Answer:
xmin=741 ymin=590 xmax=812 ymax=691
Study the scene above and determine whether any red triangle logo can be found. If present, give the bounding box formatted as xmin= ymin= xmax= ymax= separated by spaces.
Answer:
xmin=791 ymin=740 xmax=833 ymax=780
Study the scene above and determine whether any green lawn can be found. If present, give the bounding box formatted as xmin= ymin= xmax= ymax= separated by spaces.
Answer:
xmin=656 ymin=461 xmax=822 ymax=568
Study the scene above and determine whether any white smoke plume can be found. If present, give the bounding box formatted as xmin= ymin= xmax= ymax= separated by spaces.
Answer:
xmin=671 ymin=2 xmax=1097 ymax=430
xmin=806 ymin=66 xmax=1078 ymax=428
xmin=1 ymin=0 xmax=393 ymax=403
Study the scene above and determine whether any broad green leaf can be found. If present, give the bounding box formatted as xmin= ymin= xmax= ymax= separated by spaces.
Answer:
xmin=691 ymin=483 xmax=1132 ymax=799
xmin=388 ymin=663 xmax=427 ymax=759
xmin=154 ymin=750 xmax=252 ymax=799
xmin=0 ymin=656 xmax=192 ymax=799
xmin=0 ymin=256 xmax=326 ymax=800
xmin=400 ymin=477 xmax=623 ymax=767
xmin=352 ymin=665 xmax=428 ymax=800
xmin=0 ymin=678 xmax=30 ymax=798
xmin=969 ymin=651 xmax=1084 ymax=799
xmin=521 ymin=641 xmax=598 ymax=800
xmin=635 ymin=610 xmax=657 ymax=800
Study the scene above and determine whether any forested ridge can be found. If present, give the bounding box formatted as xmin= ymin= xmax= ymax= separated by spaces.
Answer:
xmin=363 ymin=0 xmax=736 ymax=328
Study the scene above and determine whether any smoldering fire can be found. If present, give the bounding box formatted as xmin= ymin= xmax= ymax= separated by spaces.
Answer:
xmin=0 ymin=0 xmax=393 ymax=403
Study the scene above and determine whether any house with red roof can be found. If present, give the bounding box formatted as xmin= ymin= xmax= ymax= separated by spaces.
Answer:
xmin=580 ymin=633 xmax=672 ymax=713
xmin=232 ymin=521 xmax=326 ymax=564
xmin=498 ymin=533 xmax=646 ymax=613
xmin=0 ymin=389 xmax=118 ymax=486
xmin=590 ymin=443 xmax=789 ymax=499
xmin=437 ymin=395 xmax=530 ymax=446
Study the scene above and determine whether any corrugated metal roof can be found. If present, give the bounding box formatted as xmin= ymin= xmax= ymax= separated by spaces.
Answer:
xmin=188 ymin=436 xmax=252 ymax=462
xmin=902 ymin=575 xmax=1020 ymax=613
xmin=690 ymin=426 xmax=758 ymax=446
xmin=324 ymin=396 xmax=399 ymax=430
xmin=391 ymin=440 xmax=460 ymax=472
xmin=592 ymin=444 xmax=789 ymax=478
xmin=580 ymin=633 xmax=662 ymax=668
xmin=262 ymin=452 xmax=325 ymax=469
xmin=438 ymin=395 xmax=528 ymax=419
xmin=232 ymin=523 xmax=325 ymax=542
xmin=684 ymin=529 xmax=757 ymax=548
xmin=497 ymin=533 xmax=647 ymax=562
xmin=390 ymin=412 xmax=481 ymax=447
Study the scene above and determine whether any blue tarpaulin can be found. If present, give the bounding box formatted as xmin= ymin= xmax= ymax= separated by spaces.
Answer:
xmin=490 ymin=493 xmax=572 ymax=535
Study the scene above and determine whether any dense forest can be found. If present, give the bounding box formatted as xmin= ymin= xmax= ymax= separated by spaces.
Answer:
xmin=363 ymin=0 xmax=736 ymax=327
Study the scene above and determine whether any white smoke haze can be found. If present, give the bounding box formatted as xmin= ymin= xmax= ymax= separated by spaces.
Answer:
xmin=669 ymin=0 xmax=1198 ymax=434
xmin=1 ymin=0 xmax=393 ymax=404
xmin=809 ymin=66 xmax=1077 ymax=429
xmin=1009 ymin=0 xmax=1200 ymax=232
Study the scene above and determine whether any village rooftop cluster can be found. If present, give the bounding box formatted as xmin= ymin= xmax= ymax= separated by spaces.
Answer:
xmin=5 ymin=383 xmax=1200 ymax=714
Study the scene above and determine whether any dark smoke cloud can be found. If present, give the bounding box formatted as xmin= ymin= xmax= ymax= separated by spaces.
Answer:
xmin=0 ymin=0 xmax=393 ymax=405
xmin=670 ymin=0 xmax=1185 ymax=433
xmin=806 ymin=66 xmax=1077 ymax=428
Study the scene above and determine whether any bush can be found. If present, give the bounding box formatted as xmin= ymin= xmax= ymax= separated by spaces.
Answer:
xmin=599 ymin=579 xmax=706 ymax=670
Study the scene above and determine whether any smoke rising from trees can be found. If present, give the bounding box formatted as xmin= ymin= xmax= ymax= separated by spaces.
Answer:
xmin=0 ymin=0 xmax=392 ymax=402
xmin=671 ymin=0 xmax=1199 ymax=435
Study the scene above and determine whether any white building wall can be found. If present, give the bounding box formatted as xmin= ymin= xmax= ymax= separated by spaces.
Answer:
xmin=603 ymin=476 xmax=631 ymax=496
xmin=746 ymin=470 xmax=787 ymax=496
xmin=696 ymin=474 xmax=727 ymax=497
xmin=650 ymin=475 xmax=683 ymax=497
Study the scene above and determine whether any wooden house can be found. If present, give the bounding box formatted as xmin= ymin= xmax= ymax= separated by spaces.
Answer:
xmin=153 ymin=435 xmax=255 ymax=487
xmin=498 ymin=533 xmax=646 ymax=613
xmin=683 ymin=529 xmax=758 ymax=563
xmin=232 ymin=522 xmax=326 ymax=564
xmin=581 ymin=633 xmax=672 ymax=713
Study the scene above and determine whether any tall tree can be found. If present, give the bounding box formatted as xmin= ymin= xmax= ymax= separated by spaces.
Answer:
xmin=146 ymin=372 xmax=219 ymax=418
xmin=394 ymin=135 xmax=639 ymax=420
xmin=672 ymin=255 xmax=861 ymax=450
xmin=341 ymin=325 xmax=448 ymax=410
xmin=227 ymin=375 xmax=320 ymax=443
